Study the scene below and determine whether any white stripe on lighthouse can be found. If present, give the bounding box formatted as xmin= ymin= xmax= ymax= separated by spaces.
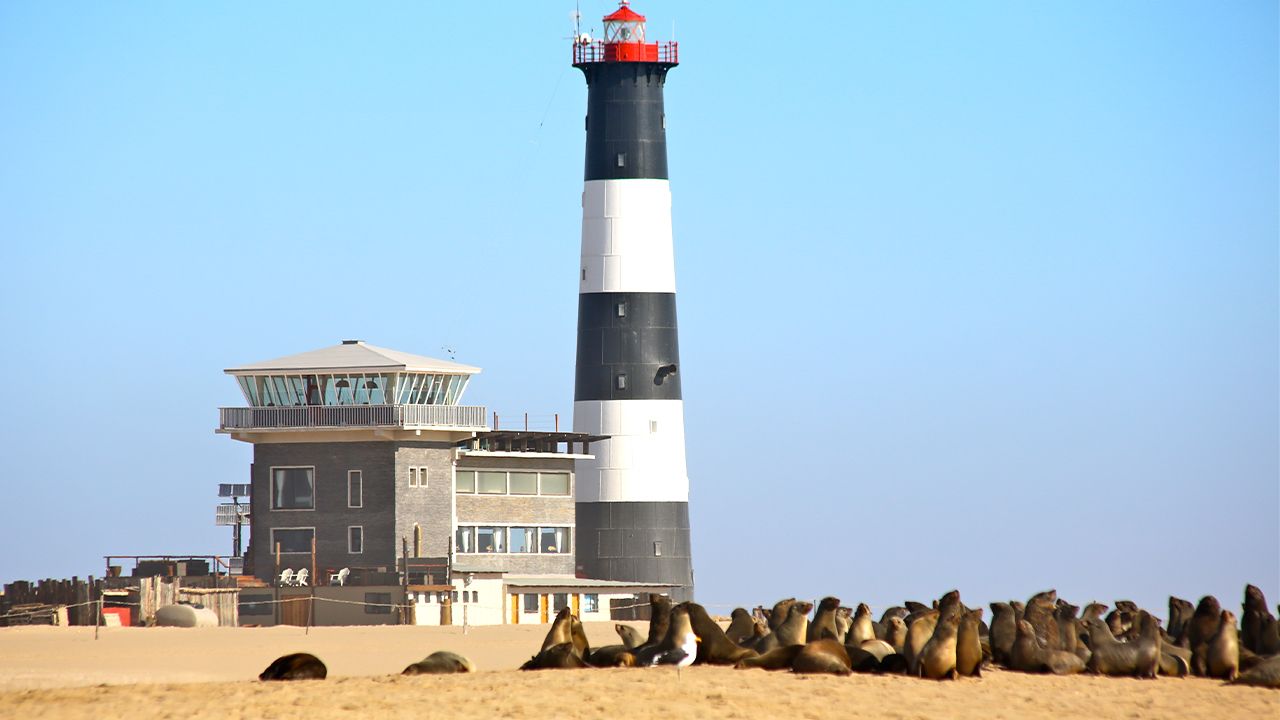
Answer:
xmin=580 ymin=179 xmax=676 ymax=294
xmin=573 ymin=398 xmax=689 ymax=503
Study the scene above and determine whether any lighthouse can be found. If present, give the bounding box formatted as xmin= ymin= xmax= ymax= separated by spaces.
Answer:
xmin=571 ymin=2 xmax=693 ymax=602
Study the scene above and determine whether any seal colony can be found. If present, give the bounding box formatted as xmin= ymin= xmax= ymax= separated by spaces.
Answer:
xmin=254 ymin=585 xmax=1280 ymax=689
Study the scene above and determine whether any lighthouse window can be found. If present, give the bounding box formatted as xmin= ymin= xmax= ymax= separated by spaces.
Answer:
xmin=616 ymin=153 xmax=626 ymax=168
xmin=616 ymin=373 xmax=627 ymax=390
xmin=616 ymin=302 xmax=627 ymax=317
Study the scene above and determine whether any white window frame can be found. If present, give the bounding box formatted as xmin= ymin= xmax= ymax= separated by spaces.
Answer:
xmin=453 ymin=523 xmax=574 ymax=555
xmin=409 ymin=467 xmax=418 ymax=487
xmin=347 ymin=470 xmax=363 ymax=508
xmin=269 ymin=466 xmax=316 ymax=512
xmin=453 ymin=469 xmax=573 ymax=497
xmin=270 ymin=526 xmax=316 ymax=554
xmin=348 ymin=525 xmax=364 ymax=554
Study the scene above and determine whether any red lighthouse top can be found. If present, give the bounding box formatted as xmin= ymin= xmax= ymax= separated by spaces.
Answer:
xmin=573 ymin=1 xmax=678 ymax=66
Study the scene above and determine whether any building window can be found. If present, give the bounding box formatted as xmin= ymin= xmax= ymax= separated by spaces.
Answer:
xmin=348 ymin=470 xmax=362 ymax=508
xmin=509 ymin=527 xmax=536 ymax=553
xmin=553 ymin=593 xmax=569 ymax=612
xmin=477 ymin=471 xmax=506 ymax=494
xmin=654 ymin=540 xmax=663 ymax=557
xmin=409 ymin=466 xmax=428 ymax=488
xmin=509 ymin=472 xmax=537 ymax=495
xmin=540 ymin=473 xmax=570 ymax=495
xmin=455 ymin=527 xmax=473 ymax=554
xmin=270 ymin=527 xmax=315 ymax=554
xmin=540 ymin=527 xmax=570 ymax=554
xmin=365 ymin=592 xmax=392 ymax=615
xmin=271 ymin=467 xmax=314 ymax=510
xmin=523 ymin=593 xmax=539 ymax=614
xmin=477 ymin=526 xmax=505 ymax=553
xmin=455 ymin=470 xmax=476 ymax=493
xmin=582 ymin=594 xmax=599 ymax=613
xmin=348 ymin=526 xmax=364 ymax=554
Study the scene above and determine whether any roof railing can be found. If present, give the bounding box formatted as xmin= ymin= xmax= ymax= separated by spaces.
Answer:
xmin=218 ymin=404 xmax=488 ymax=432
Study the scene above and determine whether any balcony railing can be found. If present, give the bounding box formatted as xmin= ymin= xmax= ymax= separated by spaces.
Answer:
xmin=572 ymin=40 xmax=678 ymax=65
xmin=219 ymin=404 xmax=489 ymax=432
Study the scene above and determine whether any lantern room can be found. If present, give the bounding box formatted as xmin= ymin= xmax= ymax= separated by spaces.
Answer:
xmin=573 ymin=1 xmax=678 ymax=65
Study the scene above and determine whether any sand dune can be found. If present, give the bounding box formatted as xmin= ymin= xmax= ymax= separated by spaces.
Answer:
xmin=0 ymin=625 xmax=1275 ymax=720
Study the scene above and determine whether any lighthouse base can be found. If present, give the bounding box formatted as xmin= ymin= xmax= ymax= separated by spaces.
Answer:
xmin=574 ymin=501 xmax=693 ymax=603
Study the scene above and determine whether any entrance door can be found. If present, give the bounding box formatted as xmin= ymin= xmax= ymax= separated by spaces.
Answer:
xmin=510 ymin=594 xmax=519 ymax=624
xmin=572 ymin=593 xmax=580 ymax=617
xmin=539 ymin=593 xmax=548 ymax=624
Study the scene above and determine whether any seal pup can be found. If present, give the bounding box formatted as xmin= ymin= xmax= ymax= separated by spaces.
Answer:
xmin=956 ymin=608 xmax=984 ymax=677
xmin=725 ymin=608 xmax=757 ymax=644
xmin=848 ymin=603 xmax=876 ymax=646
xmin=403 ymin=651 xmax=474 ymax=675
xmin=682 ymin=602 xmax=757 ymax=665
xmin=259 ymin=653 xmax=327 ymax=681
xmin=1011 ymin=619 xmax=1084 ymax=675
xmin=988 ymin=602 xmax=1017 ymax=665
xmin=834 ymin=606 xmax=852 ymax=643
xmin=1242 ymin=585 xmax=1275 ymax=654
xmin=1205 ymin=610 xmax=1240 ymax=681
xmin=918 ymin=613 xmax=961 ymax=680
xmin=615 ymin=623 xmax=644 ymax=649
xmin=586 ymin=645 xmax=637 ymax=668
xmin=807 ymin=596 xmax=841 ymax=642
xmin=884 ymin=616 xmax=908 ymax=654
xmin=1232 ymin=654 xmax=1280 ymax=688
xmin=1084 ymin=610 xmax=1159 ymax=678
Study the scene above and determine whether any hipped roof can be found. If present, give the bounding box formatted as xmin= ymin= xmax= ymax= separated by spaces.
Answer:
xmin=225 ymin=340 xmax=481 ymax=375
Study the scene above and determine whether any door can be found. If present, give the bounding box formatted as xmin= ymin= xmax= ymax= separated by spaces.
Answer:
xmin=279 ymin=594 xmax=311 ymax=626
xmin=510 ymin=594 xmax=519 ymax=625
xmin=539 ymin=593 xmax=548 ymax=624
xmin=572 ymin=593 xmax=580 ymax=617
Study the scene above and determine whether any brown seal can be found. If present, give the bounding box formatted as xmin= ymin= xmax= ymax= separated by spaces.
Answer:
xmin=1023 ymin=590 xmax=1062 ymax=650
xmin=1011 ymin=619 xmax=1084 ymax=675
xmin=615 ymin=623 xmax=644 ymax=649
xmin=259 ymin=653 xmax=326 ymax=681
xmin=1084 ymin=610 xmax=1159 ymax=678
xmin=754 ymin=601 xmax=812 ymax=653
xmin=681 ymin=601 xmax=757 ymax=665
xmin=903 ymin=609 xmax=939 ymax=674
xmin=1167 ymin=596 xmax=1194 ymax=645
xmin=792 ymin=639 xmax=853 ymax=675
xmin=1242 ymin=585 xmax=1275 ymax=654
xmin=767 ymin=598 xmax=796 ymax=631
xmin=1233 ymin=654 xmax=1280 ymax=688
xmin=884 ymin=616 xmax=908 ymax=654
xmin=848 ymin=603 xmax=876 ymax=646
xmin=726 ymin=608 xmax=757 ymax=644
xmin=1206 ymin=610 xmax=1240 ymax=680
xmin=1186 ymin=596 xmax=1222 ymax=656
xmin=586 ymin=645 xmax=637 ymax=667
xmin=956 ymin=607 xmax=984 ymax=677
xmin=521 ymin=643 xmax=590 ymax=670
xmin=807 ymin=596 xmax=841 ymax=642
xmin=918 ymin=613 xmax=960 ymax=680
xmin=988 ymin=602 xmax=1017 ymax=665
xmin=403 ymin=651 xmax=474 ymax=675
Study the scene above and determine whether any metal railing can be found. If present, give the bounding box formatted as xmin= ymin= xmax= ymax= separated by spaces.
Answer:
xmin=572 ymin=40 xmax=678 ymax=65
xmin=219 ymin=404 xmax=488 ymax=431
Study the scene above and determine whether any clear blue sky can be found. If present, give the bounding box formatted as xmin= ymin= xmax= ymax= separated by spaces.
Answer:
xmin=1 ymin=1 xmax=1275 ymax=616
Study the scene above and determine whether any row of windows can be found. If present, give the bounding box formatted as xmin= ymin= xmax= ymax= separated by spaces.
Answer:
xmin=455 ymin=525 xmax=571 ymax=554
xmin=521 ymin=592 xmax=599 ymax=614
xmin=455 ymin=470 xmax=570 ymax=496
xmin=271 ymin=527 xmax=362 ymax=554
xmin=271 ymin=467 xmax=427 ymax=511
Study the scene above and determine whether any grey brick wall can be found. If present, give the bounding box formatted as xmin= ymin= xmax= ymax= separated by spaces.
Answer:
xmin=455 ymin=455 xmax=576 ymax=575
xmin=393 ymin=443 xmax=455 ymax=559
xmin=249 ymin=442 xmax=397 ymax=582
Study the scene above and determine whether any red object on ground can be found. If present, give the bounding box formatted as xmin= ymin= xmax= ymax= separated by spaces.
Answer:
xmin=102 ymin=606 xmax=132 ymax=627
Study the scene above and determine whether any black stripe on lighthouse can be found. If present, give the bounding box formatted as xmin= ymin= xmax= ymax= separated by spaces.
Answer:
xmin=575 ymin=292 xmax=681 ymax=402
xmin=579 ymin=62 xmax=673 ymax=181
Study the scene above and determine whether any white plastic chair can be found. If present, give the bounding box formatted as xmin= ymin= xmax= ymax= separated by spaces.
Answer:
xmin=277 ymin=568 xmax=295 ymax=587
xmin=294 ymin=568 xmax=309 ymax=586
xmin=329 ymin=568 xmax=350 ymax=586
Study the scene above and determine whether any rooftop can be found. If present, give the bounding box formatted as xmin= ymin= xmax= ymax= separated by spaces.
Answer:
xmin=224 ymin=340 xmax=481 ymax=376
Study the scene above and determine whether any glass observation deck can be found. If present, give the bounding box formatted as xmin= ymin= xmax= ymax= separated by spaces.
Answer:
xmin=217 ymin=340 xmax=488 ymax=433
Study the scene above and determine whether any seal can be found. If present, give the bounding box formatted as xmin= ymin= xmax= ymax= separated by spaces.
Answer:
xmin=988 ymin=602 xmax=1017 ymax=665
xmin=1206 ymin=609 xmax=1240 ymax=680
xmin=767 ymin=598 xmax=796 ymax=631
xmin=402 ymin=651 xmax=474 ymax=675
xmin=649 ymin=605 xmax=698 ymax=668
xmin=682 ymin=601 xmax=757 ymax=665
xmin=615 ymin=623 xmax=644 ymax=649
xmin=1242 ymin=585 xmax=1275 ymax=655
xmin=807 ymin=596 xmax=841 ymax=642
xmin=1167 ymin=596 xmax=1194 ymax=645
xmin=1105 ymin=600 xmax=1139 ymax=640
xmin=1186 ymin=596 xmax=1222 ymax=656
xmin=834 ymin=606 xmax=852 ymax=643
xmin=520 ymin=643 xmax=590 ymax=670
xmin=848 ymin=603 xmax=876 ymax=646
xmin=918 ymin=613 xmax=960 ymax=680
xmin=1233 ymin=654 xmax=1280 ymax=688
xmin=903 ymin=609 xmax=939 ymax=674
xmin=791 ymin=639 xmax=853 ymax=675
xmin=259 ymin=653 xmax=327 ymax=681
xmin=1023 ymin=590 xmax=1062 ymax=650
xmin=1084 ymin=610 xmax=1159 ymax=678
xmin=1011 ymin=619 xmax=1084 ymax=675
xmin=754 ymin=601 xmax=812 ymax=654
xmin=726 ymin=608 xmax=758 ymax=644
xmin=586 ymin=645 xmax=637 ymax=667
xmin=884 ymin=616 xmax=908 ymax=654
xmin=956 ymin=607 xmax=984 ymax=677
xmin=630 ymin=594 xmax=672 ymax=659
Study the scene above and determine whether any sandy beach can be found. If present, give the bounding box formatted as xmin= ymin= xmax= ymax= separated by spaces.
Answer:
xmin=0 ymin=624 xmax=1275 ymax=720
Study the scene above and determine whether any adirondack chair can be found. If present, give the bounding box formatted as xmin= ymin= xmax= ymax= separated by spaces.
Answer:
xmin=329 ymin=568 xmax=350 ymax=586
xmin=277 ymin=568 xmax=294 ymax=587
xmin=294 ymin=568 xmax=309 ymax=587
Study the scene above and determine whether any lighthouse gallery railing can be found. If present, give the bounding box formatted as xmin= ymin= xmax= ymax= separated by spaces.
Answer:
xmin=219 ymin=404 xmax=488 ymax=431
